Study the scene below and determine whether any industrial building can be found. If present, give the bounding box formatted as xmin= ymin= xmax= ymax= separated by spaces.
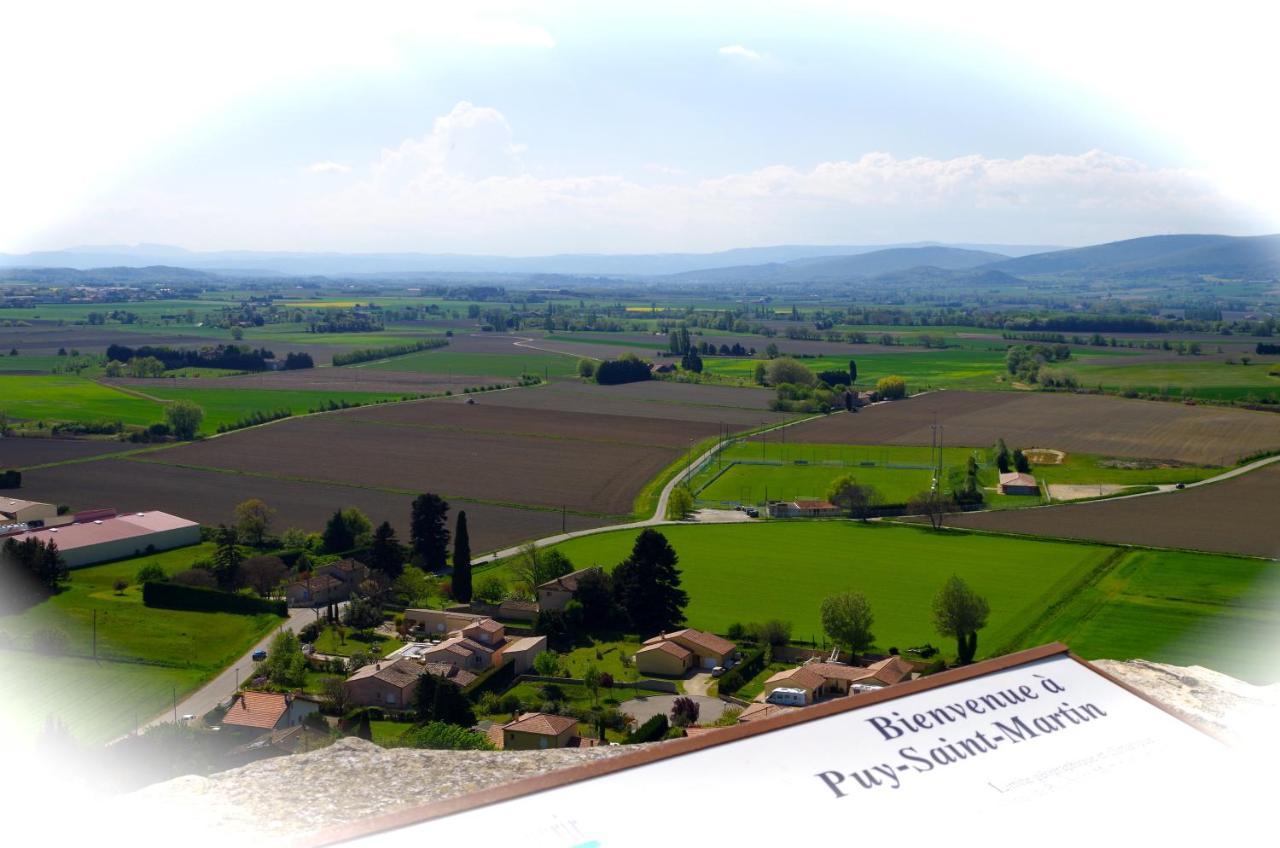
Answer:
xmin=0 ymin=508 xmax=201 ymax=569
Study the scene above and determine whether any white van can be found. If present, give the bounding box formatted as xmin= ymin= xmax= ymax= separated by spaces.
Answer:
xmin=766 ymin=687 xmax=808 ymax=707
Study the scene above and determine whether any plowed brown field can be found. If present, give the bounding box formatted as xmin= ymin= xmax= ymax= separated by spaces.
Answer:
xmin=940 ymin=462 xmax=1280 ymax=559
xmin=778 ymin=390 xmax=1280 ymax=465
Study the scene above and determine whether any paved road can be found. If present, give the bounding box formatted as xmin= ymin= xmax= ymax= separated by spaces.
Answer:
xmin=124 ymin=607 xmax=318 ymax=740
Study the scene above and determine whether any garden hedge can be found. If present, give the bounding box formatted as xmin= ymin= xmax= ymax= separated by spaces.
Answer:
xmin=142 ymin=581 xmax=287 ymax=616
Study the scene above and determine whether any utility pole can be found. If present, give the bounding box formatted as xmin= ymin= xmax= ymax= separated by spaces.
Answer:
xmin=92 ymin=609 xmax=97 ymax=659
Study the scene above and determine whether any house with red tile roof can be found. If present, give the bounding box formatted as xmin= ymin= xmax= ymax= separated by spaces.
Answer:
xmin=220 ymin=691 xmax=319 ymax=734
xmin=535 ymin=566 xmax=604 ymax=612
xmin=637 ymin=628 xmax=738 ymax=674
xmin=491 ymin=712 xmax=597 ymax=750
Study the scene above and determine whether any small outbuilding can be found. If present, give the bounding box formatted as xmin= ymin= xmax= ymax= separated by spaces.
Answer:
xmin=998 ymin=472 xmax=1040 ymax=496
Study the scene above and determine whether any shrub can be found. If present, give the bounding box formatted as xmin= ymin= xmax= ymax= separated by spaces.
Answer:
xmin=298 ymin=620 xmax=325 ymax=644
xmin=135 ymin=562 xmax=168 ymax=584
xmin=716 ymin=645 xmax=767 ymax=696
xmin=395 ymin=721 xmax=494 ymax=751
xmin=670 ymin=696 xmax=700 ymax=727
xmin=626 ymin=713 xmax=669 ymax=744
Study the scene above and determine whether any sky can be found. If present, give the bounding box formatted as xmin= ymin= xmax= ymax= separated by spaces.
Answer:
xmin=3 ymin=1 xmax=1279 ymax=256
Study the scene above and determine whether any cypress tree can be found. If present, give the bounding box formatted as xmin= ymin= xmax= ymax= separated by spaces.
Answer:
xmin=453 ymin=511 xmax=472 ymax=604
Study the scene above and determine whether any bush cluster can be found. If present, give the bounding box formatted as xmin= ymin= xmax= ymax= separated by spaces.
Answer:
xmin=141 ymin=581 xmax=287 ymax=616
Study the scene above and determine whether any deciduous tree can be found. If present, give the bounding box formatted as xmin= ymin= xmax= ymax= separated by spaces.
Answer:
xmin=932 ymin=575 xmax=990 ymax=665
xmin=820 ymin=591 xmax=875 ymax=659
xmin=826 ymin=475 xmax=878 ymax=520
xmin=164 ymin=400 xmax=204 ymax=440
xmin=234 ymin=498 xmax=275 ymax=546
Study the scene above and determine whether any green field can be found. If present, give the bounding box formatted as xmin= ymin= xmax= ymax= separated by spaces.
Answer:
xmin=703 ymin=348 xmax=1013 ymax=392
xmin=489 ymin=522 xmax=1112 ymax=656
xmin=0 ymin=374 xmax=422 ymax=433
xmin=484 ymin=522 xmax=1280 ymax=680
xmin=0 ymin=375 xmax=162 ymax=426
xmin=366 ymin=348 xmax=579 ymax=378
xmin=141 ymin=386 xmax=413 ymax=433
xmin=1067 ymin=357 xmax=1280 ymax=402
xmin=1019 ymin=549 xmax=1280 ymax=682
xmin=0 ymin=544 xmax=282 ymax=743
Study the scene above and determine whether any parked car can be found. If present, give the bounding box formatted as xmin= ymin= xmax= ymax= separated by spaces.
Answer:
xmin=251 ymin=649 xmax=268 ymax=662
xmin=711 ymin=666 xmax=726 ymax=677
xmin=180 ymin=714 xmax=196 ymax=723
xmin=744 ymin=508 xmax=759 ymax=518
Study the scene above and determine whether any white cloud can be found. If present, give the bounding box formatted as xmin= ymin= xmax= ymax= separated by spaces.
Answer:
xmin=718 ymin=44 xmax=762 ymax=60
xmin=375 ymin=101 xmax=526 ymax=184
xmin=308 ymin=161 xmax=351 ymax=174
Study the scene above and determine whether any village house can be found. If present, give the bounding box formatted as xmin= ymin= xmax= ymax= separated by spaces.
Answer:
xmin=487 ymin=712 xmax=599 ymax=750
xmin=284 ymin=558 xmax=374 ymax=608
xmin=220 ymin=691 xmax=320 ymax=734
xmin=499 ymin=635 xmax=549 ymax=674
xmin=417 ymin=635 xmax=497 ymax=671
xmin=762 ymin=656 xmax=915 ymax=705
xmin=636 ymin=628 xmax=738 ymax=675
xmin=342 ymin=658 xmax=478 ymax=710
xmin=403 ymin=608 xmax=492 ymax=637
xmin=535 ymin=566 xmax=603 ymax=612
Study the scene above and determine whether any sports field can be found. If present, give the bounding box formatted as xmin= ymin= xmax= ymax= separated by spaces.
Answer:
xmin=497 ymin=522 xmax=1113 ymax=655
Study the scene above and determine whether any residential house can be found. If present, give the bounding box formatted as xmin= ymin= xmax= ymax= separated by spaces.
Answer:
xmin=497 ymin=635 xmax=548 ymax=674
xmin=343 ymin=659 xmax=424 ymax=710
xmin=638 ymin=628 xmax=737 ymax=672
xmin=998 ymin=472 xmax=1040 ymax=496
xmin=761 ymin=656 xmax=915 ymax=705
xmin=737 ymin=702 xmax=800 ymax=723
xmin=459 ymin=617 xmax=506 ymax=647
xmin=285 ymin=573 xmax=345 ymax=608
xmin=497 ymin=599 xmax=539 ymax=622
xmin=535 ymin=566 xmax=603 ymax=612
xmin=489 ymin=712 xmax=597 ymax=750
xmin=220 ymin=691 xmax=320 ymax=734
xmin=403 ymin=608 xmax=491 ymax=637
xmin=634 ymin=640 xmax=693 ymax=677
xmin=418 ymin=635 xmax=496 ymax=671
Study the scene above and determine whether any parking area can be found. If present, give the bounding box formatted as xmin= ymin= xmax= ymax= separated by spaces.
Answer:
xmin=617 ymin=694 xmax=729 ymax=725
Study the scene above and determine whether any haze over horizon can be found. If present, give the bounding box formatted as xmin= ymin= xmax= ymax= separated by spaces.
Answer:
xmin=4 ymin=2 xmax=1279 ymax=256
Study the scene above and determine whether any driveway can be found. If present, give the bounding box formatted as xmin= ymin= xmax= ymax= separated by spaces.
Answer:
xmin=683 ymin=671 xmax=715 ymax=696
xmin=618 ymin=694 xmax=727 ymax=726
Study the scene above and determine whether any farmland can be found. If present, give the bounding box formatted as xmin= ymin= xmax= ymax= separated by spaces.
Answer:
xmin=366 ymin=348 xmax=579 ymax=379
xmin=943 ymin=461 xmax=1280 ymax=559
xmin=779 ymin=391 xmax=1280 ymax=465
xmin=14 ymin=457 xmax=608 ymax=555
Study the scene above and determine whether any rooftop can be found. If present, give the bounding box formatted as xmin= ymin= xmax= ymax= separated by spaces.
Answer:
xmin=345 ymin=659 xmax=423 ymax=689
xmin=535 ymin=566 xmax=602 ymax=594
xmin=643 ymin=628 xmax=736 ymax=657
xmin=504 ymin=712 xmax=578 ymax=737
xmin=222 ymin=692 xmax=292 ymax=730
xmin=3 ymin=511 xmax=198 ymax=552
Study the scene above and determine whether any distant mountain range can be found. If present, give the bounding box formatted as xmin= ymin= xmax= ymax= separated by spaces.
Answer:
xmin=1 ymin=234 xmax=1276 ymax=285
xmin=0 ymin=241 xmax=1057 ymax=278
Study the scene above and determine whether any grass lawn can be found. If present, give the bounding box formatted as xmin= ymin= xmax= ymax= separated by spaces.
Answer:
xmin=736 ymin=661 xmax=792 ymax=701
xmin=312 ymin=626 xmax=404 ymax=659
xmin=497 ymin=522 xmax=1112 ymax=660
xmin=0 ymin=651 xmax=205 ymax=746
xmin=0 ymin=544 xmax=283 ymax=744
xmin=369 ymin=719 xmax=415 ymax=746
xmin=560 ymin=640 xmax=644 ymax=682
xmin=365 ymin=349 xmax=579 ymax=378
xmin=1017 ymin=549 xmax=1280 ymax=683
xmin=0 ymin=374 xmax=163 ymax=426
